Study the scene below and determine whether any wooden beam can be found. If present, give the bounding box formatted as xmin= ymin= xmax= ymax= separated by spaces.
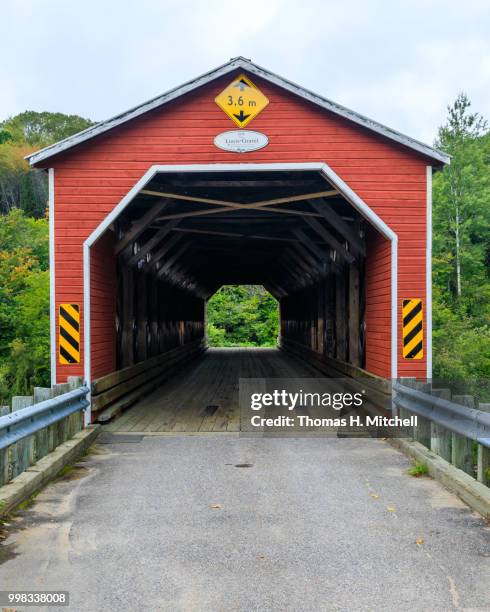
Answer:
xmin=172 ymin=226 xmax=302 ymax=243
xmin=274 ymin=258 xmax=307 ymax=291
xmin=126 ymin=219 xmax=180 ymax=267
xmin=263 ymin=283 xmax=285 ymax=300
xmin=290 ymin=241 xmax=324 ymax=274
xmin=161 ymin=179 xmax=323 ymax=188
xmin=156 ymin=205 xmax=323 ymax=221
xmin=115 ymin=199 xmax=169 ymax=255
xmin=292 ymin=228 xmax=330 ymax=265
xmin=156 ymin=242 xmax=191 ymax=278
xmin=311 ymin=201 xmax=366 ymax=257
xmin=141 ymin=188 xmax=337 ymax=209
xmin=283 ymin=247 xmax=318 ymax=283
xmin=303 ymin=216 xmax=355 ymax=264
xmin=149 ymin=233 xmax=183 ymax=271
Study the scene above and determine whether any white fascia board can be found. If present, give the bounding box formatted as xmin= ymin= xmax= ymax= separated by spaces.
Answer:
xmin=48 ymin=168 xmax=56 ymax=385
xmin=426 ymin=166 xmax=433 ymax=379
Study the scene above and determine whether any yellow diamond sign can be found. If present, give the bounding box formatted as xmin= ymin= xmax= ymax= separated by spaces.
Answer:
xmin=215 ymin=74 xmax=269 ymax=128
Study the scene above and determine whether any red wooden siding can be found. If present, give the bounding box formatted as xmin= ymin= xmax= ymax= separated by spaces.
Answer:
xmin=365 ymin=228 xmax=392 ymax=377
xmin=90 ymin=231 xmax=117 ymax=380
xmin=48 ymin=72 xmax=429 ymax=381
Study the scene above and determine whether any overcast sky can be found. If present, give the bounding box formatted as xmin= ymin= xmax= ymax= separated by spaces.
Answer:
xmin=2 ymin=0 xmax=489 ymax=145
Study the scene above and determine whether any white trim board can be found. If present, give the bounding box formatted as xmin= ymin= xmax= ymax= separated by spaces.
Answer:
xmin=48 ymin=168 xmax=56 ymax=386
xmin=82 ymin=162 xmax=399 ymax=421
xmin=426 ymin=166 xmax=433 ymax=379
xmin=27 ymin=57 xmax=449 ymax=167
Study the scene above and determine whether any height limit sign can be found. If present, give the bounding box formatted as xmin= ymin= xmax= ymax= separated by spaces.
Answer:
xmin=215 ymin=74 xmax=269 ymax=128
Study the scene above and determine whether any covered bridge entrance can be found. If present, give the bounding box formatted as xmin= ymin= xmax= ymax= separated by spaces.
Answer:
xmin=28 ymin=57 xmax=448 ymax=426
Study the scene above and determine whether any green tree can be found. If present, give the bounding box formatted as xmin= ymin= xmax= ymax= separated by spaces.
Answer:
xmin=0 ymin=111 xmax=95 ymax=217
xmin=0 ymin=209 xmax=49 ymax=400
xmin=207 ymin=285 xmax=279 ymax=347
xmin=1 ymin=111 xmax=94 ymax=147
xmin=434 ymin=93 xmax=489 ymax=300
xmin=432 ymin=94 xmax=490 ymax=383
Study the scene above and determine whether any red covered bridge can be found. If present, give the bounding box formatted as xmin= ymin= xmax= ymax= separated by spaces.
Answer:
xmin=28 ymin=57 xmax=448 ymax=426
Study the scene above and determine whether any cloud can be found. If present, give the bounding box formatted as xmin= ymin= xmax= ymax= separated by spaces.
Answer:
xmin=0 ymin=0 xmax=489 ymax=143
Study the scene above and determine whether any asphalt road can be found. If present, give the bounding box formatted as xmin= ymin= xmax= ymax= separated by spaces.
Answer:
xmin=1 ymin=434 xmax=489 ymax=611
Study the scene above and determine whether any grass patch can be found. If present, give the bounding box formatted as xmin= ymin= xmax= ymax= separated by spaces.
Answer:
xmin=17 ymin=489 xmax=40 ymax=510
xmin=56 ymin=465 xmax=74 ymax=479
xmin=408 ymin=462 xmax=429 ymax=477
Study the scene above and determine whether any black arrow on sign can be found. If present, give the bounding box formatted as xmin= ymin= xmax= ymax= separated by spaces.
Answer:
xmin=233 ymin=110 xmax=251 ymax=123
xmin=234 ymin=78 xmax=250 ymax=91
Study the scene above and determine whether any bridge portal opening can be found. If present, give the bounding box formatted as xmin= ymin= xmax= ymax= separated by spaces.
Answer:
xmin=88 ymin=167 xmax=392 ymax=425
xmin=206 ymin=285 xmax=279 ymax=348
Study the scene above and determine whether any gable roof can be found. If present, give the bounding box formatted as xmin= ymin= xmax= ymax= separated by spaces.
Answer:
xmin=27 ymin=56 xmax=449 ymax=166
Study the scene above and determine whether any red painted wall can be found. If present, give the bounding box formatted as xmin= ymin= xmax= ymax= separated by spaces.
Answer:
xmin=90 ymin=231 xmax=117 ymax=380
xmin=45 ymin=71 xmax=430 ymax=381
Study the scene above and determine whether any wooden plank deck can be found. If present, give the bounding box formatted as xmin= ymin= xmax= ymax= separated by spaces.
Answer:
xmin=104 ymin=347 xmax=321 ymax=433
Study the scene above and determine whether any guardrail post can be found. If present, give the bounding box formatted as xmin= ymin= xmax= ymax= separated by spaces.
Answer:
xmin=0 ymin=407 xmax=9 ymax=485
xmin=10 ymin=396 xmax=35 ymax=479
xmin=430 ymin=389 xmax=452 ymax=462
xmin=398 ymin=378 xmax=416 ymax=428
xmin=67 ymin=377 xmax=84 ymax=436
xmin=52 ymin=384 xmax=71 ymax=446
xmin=451 ymin=395 xmax=475 ymax=475
xmin=33 ymin=387 xmax=53 ymax=461
xmin=477 ymin=403 xmax=490 ymax=486
xmin=414 ymin=382 xmax=431 ymax=448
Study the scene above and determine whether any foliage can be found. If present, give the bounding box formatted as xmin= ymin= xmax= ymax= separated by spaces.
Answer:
xmin=408 ymin=462 xmax=429 ymax=477
xmin=432 ymin=94 xmax=490 ymax=384
xmin=1 ymin=111 xmax=94 ymax=147
xmin=207 ymin=285 xmax=278 ymax=347
xmin=0 ymin=209 xmax=50 ymax=401
xmin=0 ymin=111 xmax=94 ymax=218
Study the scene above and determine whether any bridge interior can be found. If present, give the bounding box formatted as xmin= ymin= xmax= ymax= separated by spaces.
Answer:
xmin=94 ymin=168 xmax=383 ymax=425
xmin=104 ymin=348 xmax=324 ymax=433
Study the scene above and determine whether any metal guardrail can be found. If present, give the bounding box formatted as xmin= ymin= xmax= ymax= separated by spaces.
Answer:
xmin=393 ymin=382 xmax=490 ymax=448
xmin=0 ymin=386 xmax=89 ymax=451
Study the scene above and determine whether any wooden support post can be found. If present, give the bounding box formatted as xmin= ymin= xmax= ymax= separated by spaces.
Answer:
xmin=317 ymin=280 xmax=325 ymax=355
xmin=148 ymin=276 xmax=159 ymax=357
xmin=310 ymin=286 xmax=317 ymax=351
xmin=348 ymin=262 xmax=360 ymax=366
xmin=0 ymin=405 xmax=9 ymax=483
xmin=335 ymin=271 xmax=347 ymax=361
xmin=451 ymin=395 xmax=475 ymax=475
xmin=10 ymin=396 xmax=35 ymax=479
xmin=135 ymin=271 xmax=148 ymax=362
xmin=477 ymin=402 xmax=490 ymax=485
xmin=121 ymin=264 xmax=135 ymax=368
xmin=158 ymin=283 xmax=167 ymax=354
xmin=430 ymin=389 xmax=452 ymax=461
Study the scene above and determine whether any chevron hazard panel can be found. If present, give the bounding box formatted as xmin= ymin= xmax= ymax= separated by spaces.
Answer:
xmin=402 ymin=299 xmax=423 ymax=360
xmin=59 ymin=304 xmax=80 ymax=364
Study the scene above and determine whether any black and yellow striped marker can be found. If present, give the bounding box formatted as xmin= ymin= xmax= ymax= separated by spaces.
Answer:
xmin=59 ymin=304 xmax=80 ymax=364
xmin=402 ymin=299 xmax=423 ymax=360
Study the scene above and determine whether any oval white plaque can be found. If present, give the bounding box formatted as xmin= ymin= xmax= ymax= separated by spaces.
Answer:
xmin=214 ymin=130 xmax=269 ymax=153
